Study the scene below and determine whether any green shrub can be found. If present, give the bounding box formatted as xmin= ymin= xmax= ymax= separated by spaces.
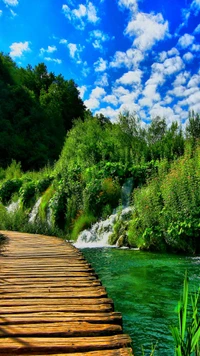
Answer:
xmin=71 ymin=213 xmax=96 ymax=241
xmin=36 ymin=176 xmax=53 ymax=194
xmin=19 ymin=181 xmax=36 ymax=208
xmin=0 ymin=178 xmax=23 ymax=205
xmin=39 ymin=185 xmax=55 ymax=223
xmin=4 ymin=160 xmax=23 ymax=180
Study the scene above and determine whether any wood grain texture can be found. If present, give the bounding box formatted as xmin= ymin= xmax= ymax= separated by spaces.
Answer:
xmin=0 ymin=230 xmax=133 ymax=355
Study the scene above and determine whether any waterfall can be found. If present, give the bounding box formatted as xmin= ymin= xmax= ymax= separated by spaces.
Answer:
xmin=29 ymin=197 xmax=42 ymax=224
xmin=74 ymin=178 xmax=134 ymax=248
xmin=6 ymin=200 xmax=20 ymax=213
xmin=74 ymin=207 xmax=133 ymax=249
xmin=121 ymin=177 xmax=133 ymax=207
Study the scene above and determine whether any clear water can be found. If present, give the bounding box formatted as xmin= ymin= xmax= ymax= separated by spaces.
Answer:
xmin=82 ymin=248 xmax=200 ymax=356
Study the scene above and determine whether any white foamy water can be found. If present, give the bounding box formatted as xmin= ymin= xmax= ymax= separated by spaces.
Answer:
xmin=74 ymin=207 xmax=133 ymax=249
xmin=29 ymin=197 xmax=42 ymax=223
xmin=6 ymin=200 xmax=20 ymax=213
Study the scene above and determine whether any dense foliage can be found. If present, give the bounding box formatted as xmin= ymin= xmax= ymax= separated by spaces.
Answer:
xmin=0 ymin=53 xmax=85 ymax=170
xmin=0 ymin=55 xmax=200 ymax=253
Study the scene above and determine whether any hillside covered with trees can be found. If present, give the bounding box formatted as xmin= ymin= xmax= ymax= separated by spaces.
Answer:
xmin=0 ymin=54 xmax=200 ymax=254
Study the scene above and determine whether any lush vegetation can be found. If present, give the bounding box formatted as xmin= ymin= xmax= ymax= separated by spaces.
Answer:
xmin=0 ymin=54 xmax=200 ymax=254
xmin=0 ymin=52 xmax=85 ymax=170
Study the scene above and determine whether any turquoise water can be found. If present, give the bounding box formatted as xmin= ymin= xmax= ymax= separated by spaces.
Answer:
xmin=82 ymin=248 xmax=200 ymax=356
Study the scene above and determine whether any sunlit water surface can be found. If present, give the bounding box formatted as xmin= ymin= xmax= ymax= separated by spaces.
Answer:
xmin=82 ymin=248 xmax=200 ymax=356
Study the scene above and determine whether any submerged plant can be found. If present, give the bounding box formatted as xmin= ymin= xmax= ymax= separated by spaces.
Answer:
xmin=171 ymin=272 xmax=200 ymax=356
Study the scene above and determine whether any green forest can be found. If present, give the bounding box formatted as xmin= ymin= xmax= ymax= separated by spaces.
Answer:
xmin=0 ymin=52 xmax=200 ymax=254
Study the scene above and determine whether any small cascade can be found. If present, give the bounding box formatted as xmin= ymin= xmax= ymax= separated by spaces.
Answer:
xmin=121 ymin=177 xmax=133 ymax=207
xmin=74 ymin=207 xmax=133 ymax=249
xmin=6 ymin=200 xmax=20 ymax=213
xmin=74 ymin=212 xmax=118 ymax=248
xmin=74 ymin=177 xmax=134 ymax=249
xmin=29 ymin=197 xmax=42 ymax=224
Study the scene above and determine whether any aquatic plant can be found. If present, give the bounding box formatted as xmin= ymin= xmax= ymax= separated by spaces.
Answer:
xmin=171 ymin=272 xmax=200 ymax=356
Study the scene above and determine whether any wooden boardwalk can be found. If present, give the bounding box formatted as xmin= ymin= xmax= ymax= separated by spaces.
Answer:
xmin=0 ymin=231 xmax=133 ymax=355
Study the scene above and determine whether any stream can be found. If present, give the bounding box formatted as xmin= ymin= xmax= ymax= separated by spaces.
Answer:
xmin=82 ymin=247 xmax=200 ymax=356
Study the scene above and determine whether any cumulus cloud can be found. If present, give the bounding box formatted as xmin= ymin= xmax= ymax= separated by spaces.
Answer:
xmin=177 ymin=33 xmax=195 ymax=49
xmin=78 ymin=85 xmax=87 ymax=99
xmin=183 ymin=52 xmax=194 ymax=62
xmin=0 ymin=10 xmax=2 ymax=16
xmin=40 ymin=45 xmax=57 ymax=54
xmin=125 ymin=12 xmax=169 ymax=51
xmin=110 ymin=48 xmax=144 ymax=69
xmin=116 ymin=69 xmax=142 ymax=85
xmin=62 ymin=2 xmax=99 ymax=30
xmin=118 ymin=0 xmax=138 ymax=12
xmin=94 ymin=58 xmax=107 ymax=72
xmin=67 ymin=43 xmax=84 ymax=63
xmin=84 ymin=86 xmax=106 ymax=110
xmin=44 ymin=57 xmax=62 ymax=64
xmin=95 ymin=73 xmax=109 ymax=87
xmin=191 ymin=0 xmax=200 ymax=15
xmin=89 ymin=30 xmax=112 ymax=51
xmin=95 ymin=106 xmax=119 ymax=121
xmin=102 ymin=95 xmax=118 ymax=106
xmin=173 ymin=72 xmax=190 ymax=87
xmin=10 ymin=41 xmax=30 ymax=58
xmin=3 ymin=0 xmax=18 ymax=6
xmin=59 ymin=38 xmax=68 ymax=44
xmin=194 ymin=23 xmax=200 ymax=33
xmin=187 ymin=74 xmax=200 ymax=88
xmin=152 ymin=56 xmax=185 ymax=76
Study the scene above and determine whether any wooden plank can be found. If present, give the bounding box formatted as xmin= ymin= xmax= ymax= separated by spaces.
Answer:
xmin=0 ymin=230 xmax=133 ymax=355
xmin=18 ymin=349 xmax=133 ymax=356
xmin=0 ymin=312 xmax=122 ymax=325
xmin=0 ymin=335 xmax=132 ymax=353
xmin=0 ymin=321 xmax=122 ymax=337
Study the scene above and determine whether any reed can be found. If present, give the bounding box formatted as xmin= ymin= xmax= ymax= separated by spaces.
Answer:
xmin=171 ymin=272 xmax=200 ymax=356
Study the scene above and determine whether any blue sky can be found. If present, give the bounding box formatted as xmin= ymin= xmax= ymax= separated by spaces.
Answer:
xmin=0 ymin=0 xmax=200 ymax=125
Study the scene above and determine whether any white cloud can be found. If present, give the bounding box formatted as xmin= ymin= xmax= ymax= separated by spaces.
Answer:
xmin=78 ymin=85 xmax=87 ymax=99
xmin=191 ymin=43 xmax=200 ymax=52
xmin=94 ymin=57 xmax=107 ymax=72
xmin=62 ymin=2 xmax=99 ymax=30
xmin=187 ymin=74 xmax=200 ymax=88
xmin=118 ymin=0 xmax=138 ymax=12
xmin=67 ymin=43 xmax=84 ymax=63
xmin=177 ymin=33 xmax=195 ymax=49
xmin=125 ymin=12 xmax=169 ymax=51
xmin=173 ymin=72 xmax=190 ymax=87
xmin=112 ymin=86 xmax=130 ymax=97
xmin=152 ymin=56 xmax=185 ymax=76
xmin=150 ymin=104 xmax=178 ymax=125
xmin=10 ymin=41 xmax=30 ymax=58
xmin=95 ymin=106 xmax=119 ymax=121
xmin=102 ymin=95 xmax=118 ymax=106
xmin=110 ymin=48 xmax=144 ymax=69
xmin=183 ymin=52 xmax=194 ymax=62
xmin=116 ymin=69 xmax=142 ymax=85
xmin=89 ymin=30 xmax=111 ymax=51
xmin=40 ymin=45 xmax=57 ymax=54
xmin=10 ymin=8 xmax=17 ymax=16
xmin=87 ymin=2 xmax=99 ymax=23
xmin=194 ymin=24 xmax=200 ymax=33
xmin=0 ymin=10 xmax=2 ymax=16
xmin=3 ymin=0 xmax=18 ymax=6
xmin=95 ymin=73 xmax=109 ymax=87
xmin=167 ymin=47 xmax=179 ymax=57
xmin=44 ymin=57 xmax=62 ymax=64
xmin=191 ymin=0 xmax=200 ymax=15
xmin=73 ymin=4 xmax=87 ymax=18
xmin=168 ymin=85 xmax=186 ymax=98
xmin=59 ymin=39 xmax=67 ymax=44
xmin=84 ymin=86 xmax=106 ymax=110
